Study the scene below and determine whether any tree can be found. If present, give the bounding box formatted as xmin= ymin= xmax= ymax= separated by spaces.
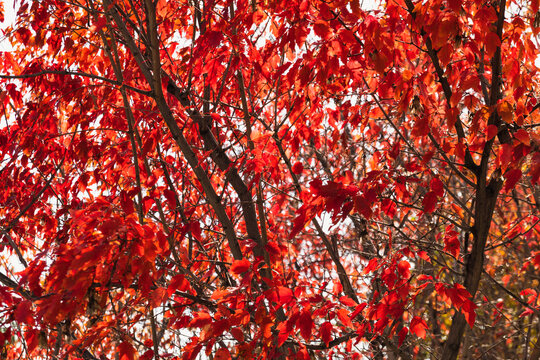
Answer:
xmin=0 ymin=0 xmax=539 ymax=358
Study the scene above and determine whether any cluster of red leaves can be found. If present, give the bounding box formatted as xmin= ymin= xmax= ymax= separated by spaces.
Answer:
xmin=0 ymin=0 xmax=539 ymax=359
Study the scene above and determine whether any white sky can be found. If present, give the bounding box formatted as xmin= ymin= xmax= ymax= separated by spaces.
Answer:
xmin=0 ymin=0 xmax=15 ymax=51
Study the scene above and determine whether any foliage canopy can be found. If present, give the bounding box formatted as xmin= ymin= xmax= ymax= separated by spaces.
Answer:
xmin=0 ymin=0 xmax=539 ymax=359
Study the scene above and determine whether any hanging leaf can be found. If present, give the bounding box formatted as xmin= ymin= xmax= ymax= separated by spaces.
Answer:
xmin=297 ymin=309 xmax=314 ymax=341
xmin=410 ymin=316 xmax=427 ymax=339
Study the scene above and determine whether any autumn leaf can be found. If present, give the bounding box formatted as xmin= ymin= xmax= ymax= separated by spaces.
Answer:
xmin=14 ymin=301 xmax=33 ymax=325
xmin=150 ymin=287 xmax=167 ymax=308
xmin=276 ymin=286 xmax=294 ymax=304
xmin=486 ymin=124 xmax=499 ymax=140
xmin=140 ymin=350 xmax=155 ymax=360
xmin=118 ymin=341 xmax=136 ymax=360
xmin=339 ymin=296 xmax=357 ymax=307
xmin=292 ymin=161 xmax=304 ymax=174
xmin=168 ymin=274 xmax=191 ymax=296
xmin=503 ymin=168 xmax=522 ymax=192
xmin=498 ymin=101 xmax=514 ymax=123
xmin=422 ymin=191 xmax=439 ymax=213
xmin=1 ymin=0 xmax=538 ymax=358
xmin=230 ymin=259 xmax=251 ymax=275
xmin=443 ymin=230 xmax=460 ymax=259
xmin=319 ymin=321 xmax=333 ymax=346
xmin=514 ymin=129 xmax=530 ymax=145
xmin=297 ymin=309 xmax=314 ymax=341
xmin=230 ymin=327 xmax=245 ymax=342
xmin=410 ymin=316 xmax=427 ymax=338
xmin=398 ymin=327 xmax=408 ymax=346
xmin=336 ymin=308 xmax=353 ymax=327
xmin=484 ymin=32 xmax=501 ymax=58
xmin=189 ymin=312 xmax=213 ymax=328
xmin=214 ymin=347 xmax=232 ymax=360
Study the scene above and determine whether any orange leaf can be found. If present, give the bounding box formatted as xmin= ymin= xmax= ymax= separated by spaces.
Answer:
xmin=498 ymin=101 xmax=513 ymax=123
xmin=150 ymin=287 xmax=167 ymax=308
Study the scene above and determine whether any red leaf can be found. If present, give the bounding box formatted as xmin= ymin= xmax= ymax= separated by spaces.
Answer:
xmin=90 ymin=16 xmax=107 ymax=32
xmin=119 ymin=190 xmax=135 ymax=215
xmin=319 ymin=321 xmax=333 ymax=346
xmin=504 ymin=168 xmax=522 ymax=192
xmin=214 ymin=347 xmax=231 ymax=360
xmin=336 ymin=308 xmax=352 ymax=327
xmin=422 ymin=191 xmax=439 ymax=213
xmin=292 ymin=161 xmax=304 ymax=174
xmin=531 ymin=152 xmax=540 ymax=184
xmin=430 ymin=177 xmax=444 ymax=197
xmin=277 ymin=320 xmax=292 ymax=347
xmin=118 ymin=341 xmax=136 ymax=360
xmin=339 ymin=296 xmax=357 ymax=307
xmin=24 ymin=328 xmax=39 ymax=353
xmin=266 ymin=286 xmax=294 ymax=304
xmin=514 ymin=129 xmax=530 ymax=146
xmin=150 ymin=287 xmax=167 ymax=308
xmin=277 ymin=286 xmax=293 ymax=304
xmin=353 ymin=195 xmax=372 ymax=218
xmin=363 ymin=258 xmax=379 ymax=274
xmin=313 ymin=21 xmax=330 ymax=39
xmin=381 ymin=198 xmax=396 ymax=218
xmin=333 ymin=280 xmax=343 ymax=294
xmin=462 ymin=299 xmax=477 ymax=328
xmin=14 ymin=300 xmax=33 ymax=325
xmin=230 ymin=259 xmax=251 ymax=275
xmin=410 ymin=316 xmax=427 ymax=338
xmin=230 ymin=327 xmax=245 ymax=342
xmin=397 ymin=260 xmax=411 ymax=278
xmin=485 ymin=32 xmax=501 ymax=57
xmin=168 ymin=274 xmax=190 ymax=296
xmin=189 ymin=312 xmax=212 ymax=328
xmin=290 ymin=205 xmax=309 ymax=238
xmin=443 ymin=232 xmax=460 ymax=258
xmin=398 ymin=327 xmax=408 ymax=346
xmin=350 ymin=303 xmax=367 ymax=320
xmin=486 ymin=125 xmax=498 ymax=140
xmin=163 ymin=189 xmax=177 ymax=209
xmin=204 ymin=31 xmax=224 ymax=47
xmin=140 ymin=350 xmax=154 ymax=360
xmin=297 ymin=309 xmax=313 ymax=341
